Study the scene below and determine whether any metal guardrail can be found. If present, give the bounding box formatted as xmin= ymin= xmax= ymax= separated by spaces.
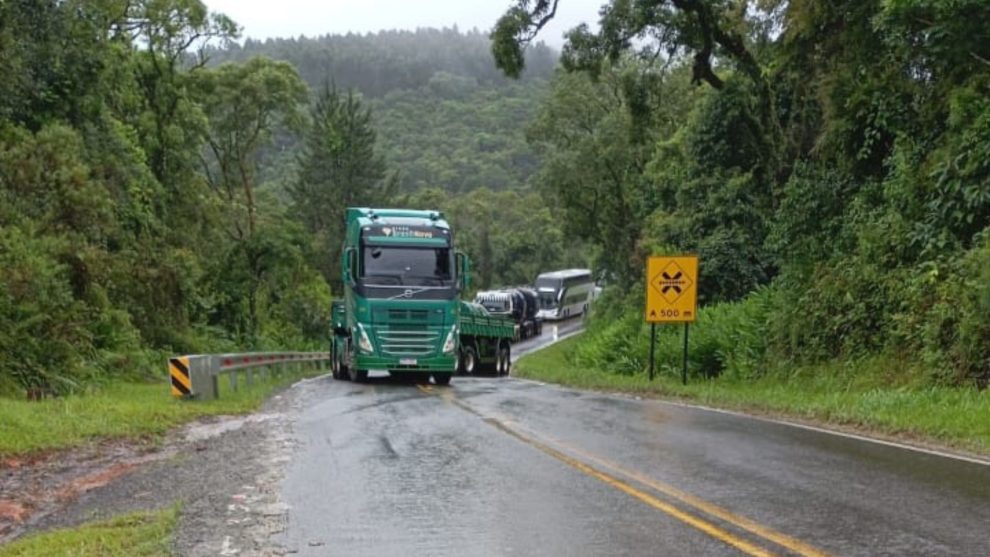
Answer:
xmin=169 ymin=351 xmax=330 ymax=401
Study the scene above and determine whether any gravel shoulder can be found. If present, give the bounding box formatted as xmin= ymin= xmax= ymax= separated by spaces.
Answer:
xmin=1 ymin=376 xmax=326 ymax=556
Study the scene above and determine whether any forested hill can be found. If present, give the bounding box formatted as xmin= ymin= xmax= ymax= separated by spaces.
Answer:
xmin=206 ymin=28 xmax=556 ymax=96
xmin=208 ymin=28 xmax=554 ymax=193
xmin=0 ymin=4 xmax=582 ymax=399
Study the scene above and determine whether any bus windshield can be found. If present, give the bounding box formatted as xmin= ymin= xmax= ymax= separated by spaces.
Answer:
xmin=538 ymin=290 xmax=558 ymax=309
xmin=361 ymin=246 xmax=452 ymax=286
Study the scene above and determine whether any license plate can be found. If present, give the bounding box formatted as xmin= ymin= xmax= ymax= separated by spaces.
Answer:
xmin=399 ymin=358 xmax=417 ymax=366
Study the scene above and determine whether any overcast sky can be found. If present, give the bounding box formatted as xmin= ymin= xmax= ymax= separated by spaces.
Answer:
xmin=204 ymin=1 xmax=603 ymax=47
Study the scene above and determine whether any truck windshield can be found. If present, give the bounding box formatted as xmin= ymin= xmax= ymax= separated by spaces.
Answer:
xmin=361 ymin=246 xmax=453 ymax=286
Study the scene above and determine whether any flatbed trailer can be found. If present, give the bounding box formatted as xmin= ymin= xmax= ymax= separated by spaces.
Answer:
xmin=458 ymin=301 xmax=514 ymax=375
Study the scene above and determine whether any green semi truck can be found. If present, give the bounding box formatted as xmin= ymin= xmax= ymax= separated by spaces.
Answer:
xmin=330 ymin=208 xmax=515 ymax=385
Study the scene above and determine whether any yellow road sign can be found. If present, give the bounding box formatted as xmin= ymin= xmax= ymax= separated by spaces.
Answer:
xmin=646 ymin=255 xmax=698 ymax=323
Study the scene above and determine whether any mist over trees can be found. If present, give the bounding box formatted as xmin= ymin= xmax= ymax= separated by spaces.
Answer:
xmin=205 ymin=27 xmax=557 ymax=95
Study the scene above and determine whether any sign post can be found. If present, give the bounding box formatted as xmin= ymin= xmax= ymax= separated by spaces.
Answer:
xmin=645 ymin=255 xmax=698 ymax=382
xmin=648 ymin=323 xmax=656 ymax=381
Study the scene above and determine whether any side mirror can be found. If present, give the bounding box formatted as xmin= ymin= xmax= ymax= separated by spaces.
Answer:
xmin=342 ymin=248 xmax=356 ymax=286
xmin=455 ymin=251 xmax=471 ymax=291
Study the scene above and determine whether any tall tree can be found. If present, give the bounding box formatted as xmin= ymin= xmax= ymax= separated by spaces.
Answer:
xmin=194 ymin=57 xmax=307 ymax=341
xmin=125 ymin=0 xmax=238 ymax=192
xmin=196 ymin=57 xmax=307 ymax=238
xmin=290 ymin=83 xmax=397 ymax=289
xmin=526 ymin=66 xmax=655 ymax=286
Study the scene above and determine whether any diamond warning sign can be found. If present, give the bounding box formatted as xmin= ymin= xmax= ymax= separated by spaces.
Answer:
xmin=646 ymin=256 xmax=698 ymax=323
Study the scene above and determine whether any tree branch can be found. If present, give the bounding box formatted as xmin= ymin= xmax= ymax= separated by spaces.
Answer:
xmin=523 ymin=0 xmax=560 ymax=42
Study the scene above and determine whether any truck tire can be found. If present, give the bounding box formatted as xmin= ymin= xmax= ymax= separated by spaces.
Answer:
xmin=461 ymin=344 xmax=479 ymax=375
xmin=433 ymin=372 xmax=452 ymax=386
xmin=497 ymin=341 xmax=511 ymax=376
xmin=477 ymin=339 xmax=498 ymax=375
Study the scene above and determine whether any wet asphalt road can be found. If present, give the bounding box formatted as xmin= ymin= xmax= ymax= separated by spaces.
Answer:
xmin=277 ymin=323 xmax=990 ymax=556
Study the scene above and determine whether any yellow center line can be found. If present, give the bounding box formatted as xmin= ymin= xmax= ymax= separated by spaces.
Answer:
xmin=479 ymin=412 xmax=777 ymax=557
xmin=429 ymin=390 xmax=832 ymax=557
xmin=540 ymin=433 xmax=833 ymax=557
xmin=426 ymin=395 xmax=773 ymax=557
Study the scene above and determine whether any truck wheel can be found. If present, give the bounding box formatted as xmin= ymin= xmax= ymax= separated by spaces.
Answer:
xmin=461 ymin=344 xmax=479 ymax=375
xmin=497 ymin=342 xmax=511 ymax=376
xmin=331 ymin=353 xmax=342 ymax=380
xmin=433 ymin=372 xmax=452 ymax=386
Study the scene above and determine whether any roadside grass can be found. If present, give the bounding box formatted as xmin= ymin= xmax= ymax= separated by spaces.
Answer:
xmin=0 ymin=507 xmax=177 ymax=557
xmin=515 ymin=337 xmax=990 ymax=455
xmin=0 ymin=366 xmax=323 ymax=457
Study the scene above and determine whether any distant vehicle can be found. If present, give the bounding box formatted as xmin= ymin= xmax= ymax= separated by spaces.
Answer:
xmin=474 ymin=288 xmax=543 ymax=341
xmin=516 ymin=287 xmax=543 ymax=335
xmin=534 ymin=269 xmax=595 ymax=321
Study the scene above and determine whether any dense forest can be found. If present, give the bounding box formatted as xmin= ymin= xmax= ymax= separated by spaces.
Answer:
xmin=494 ymin=0 xmax=990 ymax=387
xmin=4 ymin=0 xmax=988 ymax=398
xmin=208 ymin=30 xmax=556 ymax=194
xmin=0 ymin=2 xmax=579 ymax=396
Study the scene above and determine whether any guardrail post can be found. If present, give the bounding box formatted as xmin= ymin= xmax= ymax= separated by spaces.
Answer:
xmin=188 ymin=356 xmax=218 ymax=401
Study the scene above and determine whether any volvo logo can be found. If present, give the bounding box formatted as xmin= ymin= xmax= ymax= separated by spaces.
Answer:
xmin=402 ymin=289 xmax=413 ymax=298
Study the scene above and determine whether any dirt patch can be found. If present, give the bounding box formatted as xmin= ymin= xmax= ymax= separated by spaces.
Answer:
xmin=0 ymin=410 xmax=286 ymax=543
xmin=0 ymin=437 xmax=172 ymax=542
xmin=0 ymin=378 xmax=325 ymax=555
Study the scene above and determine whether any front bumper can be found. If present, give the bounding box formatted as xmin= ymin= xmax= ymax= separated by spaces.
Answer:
xmin=354 ymin=354 xmax=457 ymax=373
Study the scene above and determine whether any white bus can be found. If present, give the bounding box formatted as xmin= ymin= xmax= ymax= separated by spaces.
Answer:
xmin=534 ymin=269 xmax=595 ymax=321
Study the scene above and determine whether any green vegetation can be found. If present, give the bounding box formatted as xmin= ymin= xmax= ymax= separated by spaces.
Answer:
xmin=517 ymin=336 xmax=990 ymax=454
xmin=0 ymin=1 xmax=331 ymax=396
xmin=0 ymin=3 xmax=577 ymax=399
xmin=209 ymin=29 xmax=554 ymax=195
xmin=0 ymin=507 xmax=177 ymax=557
xmin=493 ymin=1 xmax=990 ymax=394
xmin=4 ymin=0 xmax=987 ymax=453
xmin=0 ymin=369 xmax=318 ymax=457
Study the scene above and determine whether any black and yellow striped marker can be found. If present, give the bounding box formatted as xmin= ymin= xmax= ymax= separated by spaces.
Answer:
xmin=169 ymin=356 xmax=192 ymax=397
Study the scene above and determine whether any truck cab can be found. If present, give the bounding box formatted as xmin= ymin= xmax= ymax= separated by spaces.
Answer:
xmin=332 ymin=208 xmax=467 ymax=385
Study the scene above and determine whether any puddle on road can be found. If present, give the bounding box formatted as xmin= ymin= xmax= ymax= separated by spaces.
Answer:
xmin=182 ymin=413 xmax=283 ymax=443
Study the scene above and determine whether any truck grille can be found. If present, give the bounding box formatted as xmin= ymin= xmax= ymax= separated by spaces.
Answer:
xmin=389 ymin=309 xmax=429 ymax=321
xmin=377 ymin=328 xmax=441 ymax=356
xmin=373 ymin=308 xmax=442 ymax=323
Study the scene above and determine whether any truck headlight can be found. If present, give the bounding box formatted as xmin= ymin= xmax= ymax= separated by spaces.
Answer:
xmin=356 ymin=324 xmax=374 ymax=354
xmin=442 ymin=325 xmax=457 ymax=354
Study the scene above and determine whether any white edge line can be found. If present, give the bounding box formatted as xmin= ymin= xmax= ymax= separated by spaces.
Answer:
xmin=653 ymin=398 xmax=990 ymax=466
xmin=513 ymin=329 xmax=586 ymax=360
xmin=511 ymin=373 xmax=990 ymax=467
